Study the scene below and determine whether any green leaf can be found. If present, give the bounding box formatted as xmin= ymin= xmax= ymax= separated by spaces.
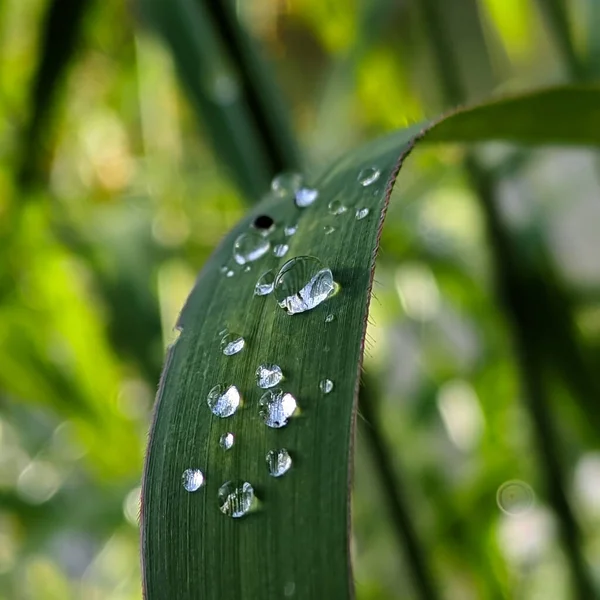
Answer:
xmin=141 ymin=86 xmax=600 ymax=599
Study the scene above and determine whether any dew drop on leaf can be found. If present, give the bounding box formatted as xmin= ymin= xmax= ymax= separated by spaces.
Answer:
xmin=182 ymin=468 xmax=204 ymax=492
xmin=219 ymin=432 xmax=234 ymax=450
xmin=328 ymin=199 xmax=347 ymax=215
xmin=254 ymin=269 xmax=276 ymax=296
xmin=259 ymin=388 xmax=297 ymax=428
xmin=319 ymin=379 xmax=334 ymax=394
xmin=273 ymin=243 xmax=289 ymax=258
xmin=233 ymin=232 xmax=270 ymax=265
xmin=218 ymin=480 xmax=255 ymax=518
xmin=274 ymin=256 xmax=335 ymax=315
xmin=226 ymin=269 xmax=235 ymax=278
xmin=284 ymin=224 xmax=298 ymax=236
xmin=207 ymin=384 xmax=241 ymax=418
xmin=266 ymin=448 xmax=292 ymax=477
xmin=295 ymin=187 xmax=319 ymax=207
xmin=323 ymin=225 xmax=335 ymax=235
xmin=256 ymin=363 xmax=283 ymax=388
xmin=355 ymin=207 xmax=370 ymax=220
xmin=325 ymin=314 xmax=335 ymax=323
xmin=220 ymin=333 xmax=245 ymax=356
xmin=496 ymin=480 xmax=535 ymax=515
xmin=271 ymin=172 xmax=303 ymax=197
xmin=357 ymin=166 xmax=381 ymax=187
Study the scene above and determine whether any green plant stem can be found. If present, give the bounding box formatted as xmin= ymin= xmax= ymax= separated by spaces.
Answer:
xmin=359 ymin=377 xmax=441 ymax=600
xmin=417 ymin=0 xmax=595 ymax=597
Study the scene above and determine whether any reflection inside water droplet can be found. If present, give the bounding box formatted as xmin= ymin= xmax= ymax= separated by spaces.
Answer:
xmin=325 ymin=314 xmax=334 ymax=323
xmin=319 ymin=379 xmax=334 ymax=394
xmin=273 ymin=243 xmax=289 ymax=258
xmin=266 ymin=448 xmax=292 ymax=477
xmin=218 ymin=480 xmax=255 ymax=518
xmin=207 ymin=384 xmax=241 ymax=418
xmin=497 ymin=480 xmax=535 ymax=516
xmin=233 ymin=232 xmax=270 ymax=265
xmin=274 ymin=256 xmax=335 ymax=315
xmin=255 ymin=270 xmax=276 ymax=296
xmin=182 ymin=468 xmax=204 ymax=492
xmin=272 ymin=173 xmax=303 ymax=198
xmin=323 ymin=225 xmax=335 ymax=235
xmin=358 ymin=166 xmax=381 ymax=187
xmin=328 ymin=199 xmax=347 ymax=215
xmin=219 ymin=432 xmax=234 ymax=450
xmin=256 ymin=363 xmax=283 ymax=388
xmin=295 ymin=187 xmax=318 ymax=208
xmin=259 ymin=388 xmax=297 ymax=428
xmin=284 ymin=224 xmax=298 ymax=237
xmin=355 ymin=207 xmax=369 ymax=220
xmin=220 ymin=333 xmax=245 ymax=356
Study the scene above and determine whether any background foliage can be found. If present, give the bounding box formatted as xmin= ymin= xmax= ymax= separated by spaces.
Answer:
xmin=1 ymin=0 xmax=599 ymax=599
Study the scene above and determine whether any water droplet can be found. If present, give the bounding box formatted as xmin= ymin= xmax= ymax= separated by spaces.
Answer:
xmin=355 ymin=207 xmax=370 ymax=220
xmin=253 ymin=214 xmax=274 ymax=232
xmin=218 ymin=480 xmax=255 ymax=518
xmin=254 ymin=269 xmax=275 ymax=296
xmin=182 ymin=468 xmax=204 ymax=492
xmin=284 ymin=224 xmax=298 ymax=236
xmin=358 ymin=167 xmax=381 ymax=187
xmin=272 ymin=172 xmax=303 ymax=197
xmin=233 ymin=232 xmax=270 ymax=265
xmin=284 ymin=582 xmax=296 ymax=597
xmin=319 ymin=379 xmax=334 ymax=394
xmin=295 ymin=187 xmax=319 ymax=208
xmin=328 ymin=199 xmax=347 ymax=215
xmin=323 ymin=225 xmax=335 ymax=235
xmin=207 ymin=384 xmax=241 ymax=418
xmin=266 ymin=448 xmax=292 ymax=477
xmin=259 ymin=388 xmax=297 ymax=428
xmin=273 ymin=243 xmax=289 ymax=258
xmin=220 ymin=333 xmax=245 ymax=356
xmin=220 ymin=265 xmax=228 ymax=274
xmin=218 ymin=327 xmax=228 ymax=336
xmin=274 ymin=256 xmax=335 ymax=315
xmin=497 ymin=480 xmax=535 ymax=516
xmin=256 ymin=363 xmax=283 ymax=388
xmin=226 ymin=269 xmax=235 ymax=278
xmin=325 ymin=314 xmax=334 ymax=323
xmin=243 ymin=265 xmax=251 ymax=273
xmin=219 ymin=432 xmax=234 ymax=450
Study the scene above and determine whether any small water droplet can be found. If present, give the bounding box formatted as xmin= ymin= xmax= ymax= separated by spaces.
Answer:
xmin=325 ymin=314 xmax=334 ymax=323
xmin=218 ymin=480 xmax=255 ymax=518
xmin=266 ymin=448 xmax=292 ymax=477
xmin=226 ymin=269 xmax=235 ymax=278
xmin=220 ymin=265 xmax=228 ymax=274
xmin=233 ymin=232 xmax=270 ymax=265
xmin=256 ymin=363 xmax=283 ymax=388
xmin=295 ymin=187 xmax=319 ymax=208
xmin=284 ymin=224 xmax=298 ymax=236
xmin=323 ymin=225 xmax=335 ymax=235
xmin=319 ymin=379 xmax=334 ymax=394
xmin=284 ymin=582 xmax=296 ymax=597
xmin=328 ymin=199 xmax=347 ymax=215
xmin=218 ymin=327 xmax=228 ymax=336
xmin=219 ymin=432 xmax=234 ymax=450
xmin=220 ymin=333 xmax=245 ymax=356
xmin=358 ymin=167 xmax=381 ymax=187
xmin=259 ymin=388 xmax=297 ymax=428
xmin=497 ymin=480 xmax=535 ymax=516
xmin=254 ymin=269 xmax=276 ymax=296
xmin=273 ymin=243 xmax=289 ymax=258
xmin=274 ymin=256 xmax=335 ymax=315
xmin=272 ymin=172 xmax=303 ymax=197
xmin=207 ymin=384 xmax=241 ymax=418
xmin=182 ymin=468 xmax=204 ymax=492
xmin=243 ymin=265 xmax=251 ymax=273
xmin=355 ymin=207 xmax=370 ymax=220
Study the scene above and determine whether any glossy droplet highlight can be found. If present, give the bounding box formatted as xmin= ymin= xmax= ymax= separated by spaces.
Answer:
xmin=259 ymin=388 xmax=297 ymax=428
xmin=207 ymin=384 xmax=241 ymax=418
xmin=355 ymin=207 xmax=369 ymax=220
xmin=295 ymin=187 xmax=318 ymax=208
xmin=254 ymin=269 xmax=275 ymax=296
xmin=319 ymin=379 xmax=334 ymax=394
xmin=323 ymin=225 xmax=335 ymax=235
xmin=273 ymin=243 xmax=289 ymax=258
xmin=358 ymin=166 xmax=381 ymax=187
xmin=328 ymin=199 xmax=347 ymax=215
xmin=220 ymin=333 xmax=245 ymax=356
xmin=256 ymin=363 xmax=283 ymax=389
xmin=284 ymin=224 xmax=298 ymax=236
xmin=226 ymin=269 xmax=235 ymax=278
xmin=218 ymin=480 xmax=255 ymax=518
xmin=182 ymin=468 xmax=204 ymax=492
xmin=274 ymin=256 xmax=335 ymax=315
xmin=272 ymin=172 xmax=302 ymax=197
xmin=233 ymin=232 xmax=270 ymax=265
xmin=497 ymin=480 xmax=535 ymax=515
xmin=219 ymin=432 xmax=234 ymax=450
xmin=266 ymin=448 xmax=292 ymax=477
xmin=243 ymin=265 xmax=251 ymax=273
xmin=325 ymin=314 xmax=334 ymax=323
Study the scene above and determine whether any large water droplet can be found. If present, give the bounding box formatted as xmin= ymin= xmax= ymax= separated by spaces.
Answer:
xmin=323 ymin=225 xmax=335 ymax=235
xmin=255 ymin=269 xmax=275 ymax=296
xmin=266 ymin=448 xmax=292 ymax=477
xmin=319 ymin=379 xmax=334 ymax=394
xmin=207 ymin=384 xmax=241 ymax=418
xmin=218 ymin=480 xmax=255 ymax=518
xmin=325 ymin=314 xmax=335 ymax=323
xmin=497 ymin=480 xmax=535 ymax=516
xmin=295 ymin=187 xmax=319 ymax=208
xmin=256 ymin=363 xmax=283 ymax=388
xmin=274 ymin=256 xmax=335 ymax=315
xmin=233 ymin=232 xmax=270 ymax=265
xmin=259 ymin=389 xmax=297 ymax=428
xmin=219 ymin=432 xmax=234 ymax=450
xmin=328 ymin=199 xmax=347 ymax=215
xmin=358 ymin=167 xmax=381 ymax=187
xmin=272 ymin=173 xmax=302 ymax=197
xmin=220 ymin=333 xmax=245 ymax=356
xmin=355 ymin=207 xmax=370 ymax=220
xmin=182 ymin=468 xmax=204 ymax=492
xmin=273 ymin=243 xmax=289 ymax=258
xmin=284 ymin=224 xmax=298 ymax=237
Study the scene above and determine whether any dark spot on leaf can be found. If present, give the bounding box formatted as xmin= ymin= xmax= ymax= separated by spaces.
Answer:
xmin=253 ymin=215 xmax=274 ymax=231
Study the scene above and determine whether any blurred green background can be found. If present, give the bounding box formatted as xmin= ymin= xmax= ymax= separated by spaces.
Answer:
xmin=1 ymin=0 xmax=600 ymax=598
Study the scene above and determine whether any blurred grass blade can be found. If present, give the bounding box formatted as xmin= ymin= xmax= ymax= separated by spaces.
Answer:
xmin=142 ymin=87 xmax=600 ymax=599
xmin=18 ymin=0 xmax=92 ymax=187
